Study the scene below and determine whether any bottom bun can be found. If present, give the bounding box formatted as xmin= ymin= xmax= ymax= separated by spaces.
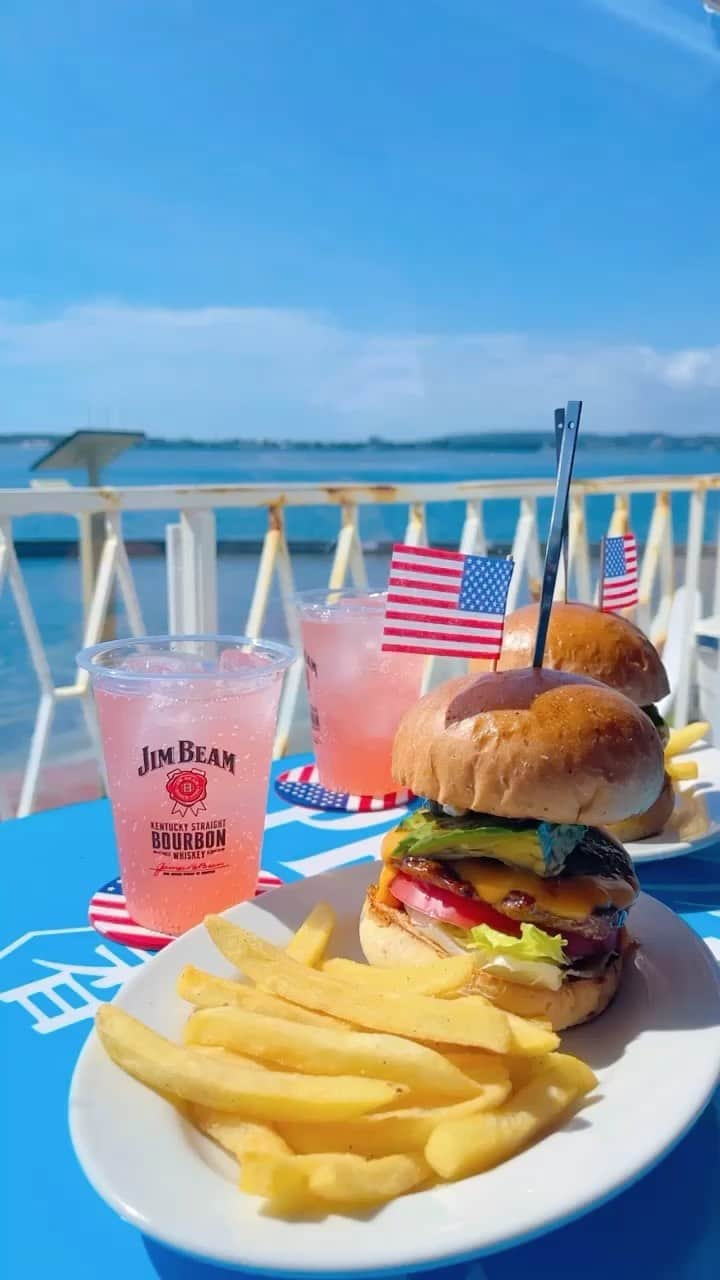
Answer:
xmin=606 ymin=773 xmax=675 ymax=843
xmin=360 ymin=889 xmax=627 ymax=1031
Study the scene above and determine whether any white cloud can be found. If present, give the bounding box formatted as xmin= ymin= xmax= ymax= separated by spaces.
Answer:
xmin=593 ymin=0 xmax=720 ymax=63
xmin=0 ymin=300 xmax=718 ymax=439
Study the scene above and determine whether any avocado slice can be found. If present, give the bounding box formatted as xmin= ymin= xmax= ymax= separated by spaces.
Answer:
xmin=390 ymin=809 xmax=586 ymax=876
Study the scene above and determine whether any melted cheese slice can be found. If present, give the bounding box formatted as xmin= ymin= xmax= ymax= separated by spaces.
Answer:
xmin=375 ymin=863 xmax=399 ymax=906
xmin=455 ymin=860 xmax=635 ymax=917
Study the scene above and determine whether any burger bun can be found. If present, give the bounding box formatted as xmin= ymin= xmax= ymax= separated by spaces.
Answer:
xmin=499 ymin=602 xmax=669 ymax=706
xmin=605 ymin=772 xmax=675 ymax=843
xmin=392 ymin=667 xmax=666 ymax=825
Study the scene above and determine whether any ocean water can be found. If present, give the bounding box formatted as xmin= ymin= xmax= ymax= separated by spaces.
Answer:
xmin=1 ymin=439 xmax=718 ymax=791
xmin=3 ymin=439 xmax=720 ymax=547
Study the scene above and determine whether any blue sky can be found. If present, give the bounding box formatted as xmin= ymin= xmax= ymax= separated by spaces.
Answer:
xmin=1 ymin=0 xmax=718 ymax=440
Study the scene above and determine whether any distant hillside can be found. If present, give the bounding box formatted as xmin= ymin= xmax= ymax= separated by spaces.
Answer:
xmin=2 ymin=430 xmax=719 ymax=452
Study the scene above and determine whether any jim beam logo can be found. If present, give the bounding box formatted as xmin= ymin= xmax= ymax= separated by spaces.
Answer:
xmin=137 ymin=739 xmax=234 ymax=818
xmin=138 ymin=739 xmax=235 ymax=777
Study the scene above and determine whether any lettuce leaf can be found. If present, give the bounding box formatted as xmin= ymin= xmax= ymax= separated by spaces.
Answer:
xmin=467 ymin=922 xmax=568 ymax=966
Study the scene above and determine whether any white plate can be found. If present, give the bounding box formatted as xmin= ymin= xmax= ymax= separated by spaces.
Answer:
xmin=625 ymin=745 xmax=720 ymax=863
xmin=69 ymin=863 xmax=720 ymax=1276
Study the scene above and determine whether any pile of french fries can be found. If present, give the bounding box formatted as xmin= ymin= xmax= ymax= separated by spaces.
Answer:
xmin=96 ymin=903 xmax=598 ymax=1217
xmin=664 ymin=722 xmax=709 ymax=784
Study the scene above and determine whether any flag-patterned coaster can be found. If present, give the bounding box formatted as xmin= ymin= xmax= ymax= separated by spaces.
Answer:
xmin=274 ymin=763 xmax=413 ymax=812
xmin=88 ymin=869 xmax=284 ymax=952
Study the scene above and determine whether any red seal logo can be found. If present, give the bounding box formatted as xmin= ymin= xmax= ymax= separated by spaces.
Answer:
xmin=166 ymin=768 xmax=208 ymax=816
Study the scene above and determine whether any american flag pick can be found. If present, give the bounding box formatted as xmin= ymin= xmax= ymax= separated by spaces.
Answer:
xmin=601 ymin=533 xmax=639 ymax=611
xmin=381 ymin=544 xmax=514 ymax=660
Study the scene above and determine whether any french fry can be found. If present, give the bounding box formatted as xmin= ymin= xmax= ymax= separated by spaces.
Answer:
xmin=666 ymin=759 xmax=699 ymax=783
xmin=307 ymin=1151 xmax=429 ymax=1204
xmin=504 ymin=1051 xmax=593 ymax=1094
xmin=193 ymin=1044 xmax=270 ymax=1070
xmin=177 ymin=966 xmax=348 ymax=1028
xmin=240 ymin=1150 xmax=429 ymax=1209
xmin=187 ymin=1104 xmax=292 ymax=1161
xmin=504 ymin=1054 xmax=553 ymax=1093
xmin=185 ymin=1005 xmax=490 ymax=1099
xmin=322 ymin=954 xmax=475 ymax=995
xmin=204 ymin=916 xmax=513 ymax=1053
xmin=504 ymin=1012 xmax=559 ymax=1057
xmin=285 ymin=902 xmax=336 ymax=967
xmin=665 ymin=722 xmax=709 ymax=758
xmin=425 ymin=1053 xmax=598 ymax=1179
xmin=280 ymin=1091 xmax=511 ymax=1158
xmin=240 ymin=1152 xmax=313 ymax=1214
xmin=446 ymin=1049 xmax=526 ymax=1091
xmin=96 ymin=1005 xmax=407 ymax=1121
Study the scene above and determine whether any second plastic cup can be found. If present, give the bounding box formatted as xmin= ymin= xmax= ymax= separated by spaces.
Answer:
xmin=78 ymin=635 xmax=295 ymax=935
xmin=296 ymin=589 xmax=425 ymax=796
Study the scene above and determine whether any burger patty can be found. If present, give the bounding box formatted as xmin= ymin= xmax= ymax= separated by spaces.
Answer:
xmin=398 ymin=835 xmax=634 ymax=941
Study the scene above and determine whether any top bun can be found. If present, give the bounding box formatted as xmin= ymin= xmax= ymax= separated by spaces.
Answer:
xmin=392 ymin=667 xmax=665 ymax=825
xmin=498 ymin=602 xmax=669 ymax=706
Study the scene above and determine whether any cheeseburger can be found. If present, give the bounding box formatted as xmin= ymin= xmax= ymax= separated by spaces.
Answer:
xmin=360 ymin=668 xmax=665 ymax=1030
xmin=498 ymin=602 xmax=673 ymax=841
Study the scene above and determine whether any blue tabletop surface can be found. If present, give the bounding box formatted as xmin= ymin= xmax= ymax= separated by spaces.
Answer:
xmin=1 ymin=755 xmax=719 ymax=1280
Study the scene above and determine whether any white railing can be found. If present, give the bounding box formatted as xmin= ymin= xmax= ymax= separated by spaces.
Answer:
xmin=1 ymin=473 xmax=718 ymax=819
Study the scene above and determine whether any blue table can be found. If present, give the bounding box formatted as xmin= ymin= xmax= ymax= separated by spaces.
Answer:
xmin=2 ymin=755 xmax=719 ymax=1280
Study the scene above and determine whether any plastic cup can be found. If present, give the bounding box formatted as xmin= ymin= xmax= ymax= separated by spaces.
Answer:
xmin=78 ymin=635 xmax=295 ymax=935
xmin=296 ymin=589 xmax=425 ymax=796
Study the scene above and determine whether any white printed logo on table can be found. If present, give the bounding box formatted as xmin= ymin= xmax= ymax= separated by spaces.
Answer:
xmin=0 ymin=927 xmax=150 ymax=1036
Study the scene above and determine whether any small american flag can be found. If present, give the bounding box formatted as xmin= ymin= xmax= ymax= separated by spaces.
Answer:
xmin=381 ymin=544 xmax=514 ymax=660
xmin=601 ymin=533 xmax=639 ymax=611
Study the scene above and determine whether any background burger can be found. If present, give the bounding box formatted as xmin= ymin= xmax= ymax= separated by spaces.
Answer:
xmin=498 ymin=602 xmax=672 ymax=841
xmin=360 ymin=667 xmax=665 ymax=1030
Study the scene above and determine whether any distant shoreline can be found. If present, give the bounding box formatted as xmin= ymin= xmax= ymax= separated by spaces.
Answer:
xmin=2 ymin=432 xmax=720 ymax=454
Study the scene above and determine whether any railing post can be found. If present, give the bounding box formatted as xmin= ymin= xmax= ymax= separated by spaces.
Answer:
xmin=329 ymin=503 xmax=368 ymax=590
xmin=174 ymin=510 xmax=218 ymax=633
xmin=674 ymin=487 xmax=706 ymax=725
xmin=608 ymin=494 xmax=630 ymax=535
xmin=404 ymin=502 xmax=427 ymax=547
xmin=81 ymin=521 xmax=119 ymax=649
xmin=571 ymin=493 xmax=592 ymax=602
xmin=166 ymin=522 xmax=185 ymax=632
xmin=459 ymin=500 xmax=487 ymax=556
xmin=245 ymin=505 xmax=285 ymax=639
xmin=638 ymin=492 xmax=672 ymax=643
xmin=507 ymin=498 xmax=541 ymax=611
xmin=0 ymin=518 xmax=57 ymax=818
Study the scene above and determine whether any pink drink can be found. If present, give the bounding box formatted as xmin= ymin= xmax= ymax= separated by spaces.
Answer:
xmin=298 ymin=592 xmax=424 ymax=795
xmin=79 ymin=638 xmax=294 ymax=935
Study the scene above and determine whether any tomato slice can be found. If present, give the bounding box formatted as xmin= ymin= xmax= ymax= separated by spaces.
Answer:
xmin=390 ymin=872 xmax=521 ymax=935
